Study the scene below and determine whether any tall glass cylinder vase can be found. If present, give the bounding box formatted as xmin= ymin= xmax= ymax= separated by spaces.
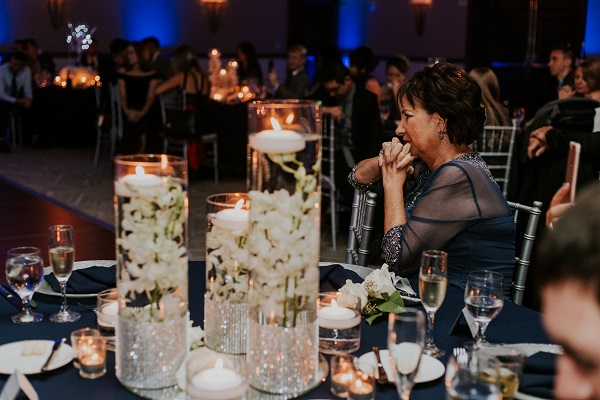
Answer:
xmin=247 ymin=100 xmax=322 ymax=396
xmin=205 ymin=192 xmax=249 ymax=354
xmin=114 ymin=155 xmax=189 ymax=394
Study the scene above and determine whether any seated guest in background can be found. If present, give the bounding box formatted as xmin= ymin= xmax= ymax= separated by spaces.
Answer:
xmin=116 ymin=42 xmax=161 ymax=154
xmin=469 ymin=67 xmax=510 ymax=126
xmin=236 ymin=42 xmax=263 ymax=86
xmin=380 ymin=55 xmax=410 ymax=138
xmin=547 ymin=44 xmax=575 ymax=100
xmin=306 ymin=46 xmax=342 ymax=105
xmin=268 ymin=44 xmax=311 ymax=99
xmin=0 ymin=52 xmax=32 ymax=147
xmin=321 ymin=62 xmax=383 ymax=210
xmin=348 ymin=45 xmax=381 ymax=104
xmin=156 ymin=45 xmax=210 ymax=172
xmin=536 ymin=184 xmax=600 ymax=399
xmin=22 ymin=38 xmax=55 ymax=76
xmin=142 ymin=36 xmax=173 ymax=82
xmin=350 ymin=63 xmax=515 ymax=288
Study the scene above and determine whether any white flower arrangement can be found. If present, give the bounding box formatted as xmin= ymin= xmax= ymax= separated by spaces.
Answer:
xmin=247 ymin=151 xmax=321 ymax=327
xmin=339 ymin=264 xmax=405 ymax=325
xmin=205 ymin=224 xmax=248 ymax=303
xmin=116 ymin=177 xmax=188 ymax=321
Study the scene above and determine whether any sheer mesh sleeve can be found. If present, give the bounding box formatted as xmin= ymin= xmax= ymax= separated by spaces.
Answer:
xmin=383 ymin=160 xmax=511 ymax=276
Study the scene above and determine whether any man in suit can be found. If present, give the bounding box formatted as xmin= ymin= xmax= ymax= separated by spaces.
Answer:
xmin=548 ymin=44 xmax=575 ymax=98
xmin=22 ymin=38 xmax=55 ymax=76
xmin=141 ymin=37 xmax=173 ymax=82
xmin=320 ymin=62 xmax=383 ymax=205
xmin=0 ymin=52 xmax=32 ymax=151
xmin=268 ymin=44 xmax=312 ymax=99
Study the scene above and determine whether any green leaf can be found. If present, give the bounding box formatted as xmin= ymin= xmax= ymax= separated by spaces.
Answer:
xmin=388 ymin=291 xmax=405 ymax=306
xmin=377 ymin=301 xmax=404 ymax=314
xmin=365 ymin=311 xmax=383 ymax=325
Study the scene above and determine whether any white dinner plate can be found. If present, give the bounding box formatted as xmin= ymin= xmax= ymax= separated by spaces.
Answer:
xmin=358 ymin=349 xmax=445 ymax=384
xmin=36 ymin=260 xmax=115 ymax=299
xmin=0 ymin=340 xmax=73 ymax=375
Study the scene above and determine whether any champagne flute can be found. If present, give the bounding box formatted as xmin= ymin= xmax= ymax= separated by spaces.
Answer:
xmin=418 ymin=250 xmax=448 ymax=358
xmin=5 ymin=247 xmax=45 ymax=323
xmin=48 ymin=225 xmax=80 ymax=323
xmin=464 ymin=271 xmax=504 ymax=349
xmin=388 ymin=308 xmax=426 ymax=400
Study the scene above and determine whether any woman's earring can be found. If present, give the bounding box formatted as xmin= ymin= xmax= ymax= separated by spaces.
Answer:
xmin=439 ymin=130 xmax=444 ymax=140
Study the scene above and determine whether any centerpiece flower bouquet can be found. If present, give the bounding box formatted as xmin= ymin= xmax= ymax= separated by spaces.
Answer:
xmin=339 ymin=264 xmax=405 ymax=325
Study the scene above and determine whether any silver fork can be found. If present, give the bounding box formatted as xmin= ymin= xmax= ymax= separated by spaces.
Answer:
xmin=453 ymin=347 xmax=468 ymax=365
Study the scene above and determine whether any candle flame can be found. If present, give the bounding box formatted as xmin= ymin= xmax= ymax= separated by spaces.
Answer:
xmin=355 ymin=379 xmax=363 ymax=388
xmin=285 ymin=113 xmax=294 ymax=125
xmin=231 ymin=61 xmax=238 ymax=68
xmin=219 ymin=69 xmax=226 ymax=75
xmin=135 ymin=166 xmax=145 ymax=176
xmin=91 ymin=353 xmax=99 ymax=361
xmin=161 ymin=154 xmax=168 ymax=169
xmin=331 ymin=299 xmax=338 ymax=308
xmin=215 ymin=357 xmax=224 ymax=370
xmin=234 ymin=199 xmax=244 ymax=211
xmin=270 ymin=117 xmax=281 ymax=131
xmin=211 ymin=49 xmax=218 ymax=56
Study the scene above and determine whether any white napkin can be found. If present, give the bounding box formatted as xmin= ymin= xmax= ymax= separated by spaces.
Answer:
xmin=394 ymin=277 xmax=417 ymax=297
xmin=0 ymin=371 xmax=38 ymax=400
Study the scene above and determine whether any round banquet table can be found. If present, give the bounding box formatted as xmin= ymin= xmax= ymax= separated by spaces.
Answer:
xmin=0 ymin=261 xmax=551 ymax=399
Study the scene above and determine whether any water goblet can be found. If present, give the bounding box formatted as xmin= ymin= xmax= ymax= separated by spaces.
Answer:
xmin=388 ymin=308 xmax=426 ymax=400
xmin=5 ymin=247 xmax=45 ymax=323
xmin=49 ymin=224 xmax=80 ymax=323
xmin=418 ymin=250 xmax=448 ymax=358
xmin=464 ymin=271 xmax=504 ymax=349
xmin=446 ymin=351 xmax=502 ymax=400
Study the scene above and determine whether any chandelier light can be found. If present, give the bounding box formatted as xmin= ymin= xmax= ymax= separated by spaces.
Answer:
xmin=200 ymin=0 xmax=228 ymax=33
xmin=408 ymin=0 xmax=433 ymax=36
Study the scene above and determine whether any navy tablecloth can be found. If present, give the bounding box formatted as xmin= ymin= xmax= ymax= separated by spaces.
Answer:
xmin=0 ymin=262 xmax=551 ymax=399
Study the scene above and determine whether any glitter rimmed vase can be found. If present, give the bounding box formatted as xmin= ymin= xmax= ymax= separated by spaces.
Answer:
xmin=205 ymin=192 xmax=249 ymax=354
xmin=246 ymin=100 xmax=322 ymax=396
xmin=113 ymin=154 xmax=189 ymax=394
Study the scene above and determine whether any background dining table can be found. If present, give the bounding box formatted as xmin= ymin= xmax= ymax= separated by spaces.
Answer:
xmin=0 ymin=260 xmax=553 ymax=399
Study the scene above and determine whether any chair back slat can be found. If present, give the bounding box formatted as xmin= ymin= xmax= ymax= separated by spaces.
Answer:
xmin=507 ymin=200 xmax=543 ymax=305
xmin=321 ymin=114 xmax=338 ymax=250
xmin=346 ymin=189 xmax=378 ymax=266
xmin=474 ymin=125 xmax=517 ymax=197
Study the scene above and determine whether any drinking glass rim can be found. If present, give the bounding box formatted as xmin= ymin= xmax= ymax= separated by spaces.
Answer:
xmin=467 ymin=270 xmax=504 ymax=280
xmin=388 ymin=307 xmax=425 ymax=324
xmin=7 ymin=246 xmax=41 ymax=257
xmin=206 ymin=192 xmax=249 ymax=209
xmin=49 ymin=224 xmax=73 ymax=232
xmin=113 ymin=154 xmax=186 ymax=167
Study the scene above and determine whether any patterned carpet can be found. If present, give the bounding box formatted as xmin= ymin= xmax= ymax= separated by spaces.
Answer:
xmin=0 ymin=146 xmax=346 ymax=262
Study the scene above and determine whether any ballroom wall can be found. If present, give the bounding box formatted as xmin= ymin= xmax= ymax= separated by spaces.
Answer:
xmin=0 ymin=0 xmax=468 ymax=59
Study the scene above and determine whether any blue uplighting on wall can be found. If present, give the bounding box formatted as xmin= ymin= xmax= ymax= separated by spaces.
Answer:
xmin=123 ymin=0 xmax=178 ymax=46
xmin=585 ymin=0 xmax=600 ymax=55
xmin=0 ymin=0 xmax=10 ymax=45
xmin=337 ymin=0 xmax=369 ymax=51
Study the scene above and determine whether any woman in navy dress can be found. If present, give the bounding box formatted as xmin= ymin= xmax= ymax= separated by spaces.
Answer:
xmin=350 ymin=63 xmax=515 ymax=290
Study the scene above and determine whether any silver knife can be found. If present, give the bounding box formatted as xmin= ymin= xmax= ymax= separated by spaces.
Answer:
xmin=41 ymin=338 xmax=65 ymax=372
xmin=0 ymin=284 xmax=22 ymax=310
xmin=1 ymin=282 xmax=36 ymax=309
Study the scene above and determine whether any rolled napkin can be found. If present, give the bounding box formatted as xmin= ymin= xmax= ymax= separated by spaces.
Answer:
xmin=518 ymin=351 xmax=556 ymax=399
xmin=45 ymin=265 xmax=116 ymax=294
xmin=319 ymin=263 xmax=363 ymax=292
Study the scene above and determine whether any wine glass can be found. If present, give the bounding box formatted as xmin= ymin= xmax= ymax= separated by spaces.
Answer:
xmin=418 ymin=250 xmax=448 ymax=358
xmin=5 ymin=247 xmax=45 ymax=323
xmin=48 ymin=225 xmax=80 ymax=323
xmin=387 ymin=308 xmax=426 ymax=400
xmin=446 ymin=352 xmax=502 ymax=400
xmin=464 ymin=271 xmax=504 ymax=349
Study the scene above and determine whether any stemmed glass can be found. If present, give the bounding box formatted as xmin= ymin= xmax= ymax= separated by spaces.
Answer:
xmin=418 ymin=250 xmax=448 ymax=358
xmin=464 ymin=271 xmax=504 ymax=349
xmin=48 ymin=225 xmax=80 ymax=323
xmin=388 ymin=308 xmax=426 ymax=400
xmin=5 ymin=247 xmax=45 ymax=323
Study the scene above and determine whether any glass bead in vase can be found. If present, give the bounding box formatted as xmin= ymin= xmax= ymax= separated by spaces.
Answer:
xmin=246 ymin=100 xmax=322 ymax=396
xmin=113 ymin=154 xmax=189 ymax=395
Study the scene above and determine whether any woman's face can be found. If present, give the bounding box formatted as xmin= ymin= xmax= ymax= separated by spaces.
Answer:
xmin=386 ymin=65 xmax=405 ymax=85
xmin=125 ymin=45 xmax=138 ymax=66
xmin=395 ymin=97 xmax=443 ymax=162
xmin=574 ymin=66 xmax=589 ymax=95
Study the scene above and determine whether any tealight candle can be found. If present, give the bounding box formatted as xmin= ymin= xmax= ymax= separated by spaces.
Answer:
xmin=348 ymin=378 xmax=375 ymax=400
xmin=211 ymin=199 xmax=249 ymax=231
xmin=187 ymin=358 xmax=247 ymax=400
xmin=249 ymin=117 xmax=306 ymax=154
xmin=330 ymin=354 xmax=357 ymax=398
xmin=318 ymin=299 xmax=361 ymax=330
xmin=97 ymin=288 xmax=118 ymax=336
xmin=114 ymin=165 xmax=164 ymax=197
xmin=77 ymin=336 xmax=107 ymax=379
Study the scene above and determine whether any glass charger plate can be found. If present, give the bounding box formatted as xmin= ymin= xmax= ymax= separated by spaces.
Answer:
xmin=36 ymin=260 xmax=115 ymax=299
xmin=0 ymin=340 xmax=73 ymax=375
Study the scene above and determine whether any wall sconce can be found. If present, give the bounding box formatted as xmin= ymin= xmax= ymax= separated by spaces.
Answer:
xmin=408 ymin=0 xmax=433 ymax=36
xmin=200 ymin=0 xmax=228 ymax=33
xmin=48 ymin=0 xmax=66 ymax=30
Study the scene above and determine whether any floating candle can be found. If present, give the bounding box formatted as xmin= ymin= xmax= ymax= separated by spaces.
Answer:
xmin=114 ymin=166 xmax=164 ymax=197
xmin=187 ymin=358 xmax=247 ymax=400
xmin=211 ymin=199 xmax=249 ymax=231
xmin=318 ymin=299 xmax=361 ymax=330
xmin=249 ymin=117 xmax=305 ymax=153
